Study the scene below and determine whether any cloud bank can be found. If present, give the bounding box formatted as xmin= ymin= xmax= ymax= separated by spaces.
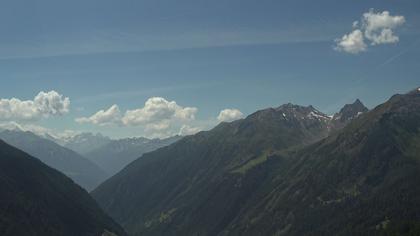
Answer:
xmin=76 ymin=97 xmax=199 ymax=137
xmin=335 ymin=9 xmax=405 ymax=54
xmin=0 ymin=91 xmax=70 ymax=121
xmin=0 ymin=92 xmax=243 ymax=139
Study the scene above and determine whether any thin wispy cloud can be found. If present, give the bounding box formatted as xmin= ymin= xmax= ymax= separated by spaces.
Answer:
xmin=375 ymin=38 xmax=420 ymax=69
xmin=0 ymin=27 xmax=336 ymax=60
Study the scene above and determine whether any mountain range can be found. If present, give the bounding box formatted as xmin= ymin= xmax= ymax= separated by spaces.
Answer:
xmin=60 ymin=133 xmax=113 ymax=155
xmin=0 ymin=127 xmax=183 ymax=189
xmin=0 ymin=130 xmax=107 ymax=191
xmin=0 ymin=139 xmax=127 ymax=236
xmin=47 ymin=131 xmax=182 ymax=176
xmin=92 ymin=90 xmax=420 ymax=236
xmin=84 ymin=136 xmax=182 ymax=176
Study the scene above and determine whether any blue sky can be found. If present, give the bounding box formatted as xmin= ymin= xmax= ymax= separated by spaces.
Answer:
xmin=0 ymin=0 xmax=419 ymax=138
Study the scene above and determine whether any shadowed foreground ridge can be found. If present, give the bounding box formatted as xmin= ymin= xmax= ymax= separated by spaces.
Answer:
xmin=92 ymin=88 xmax=420 ymax=236
xmin=225 ymin=88 xmax=420 ymax=235
xmin=0 ymin=130 xmax=108 ymax=191
xmin=0 ymin=140 xmax=127 ymax=236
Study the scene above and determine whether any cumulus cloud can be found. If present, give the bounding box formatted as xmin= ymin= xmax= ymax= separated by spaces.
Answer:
xmin=121 ymin=97 xmax=197 ymax=127
xmin=179 ymin=125 xmax=201 ymax=136
xmin=335 ymin=9 xmax=405 ymax=54
xmin=335 ymin=29 xmax=367 ymax=54
xmin=217 ymin=109 xmax=244 ymax=122
xmin=75 ymin=104 xmax=121 ymax=126
xmin=0 ymin=91 xmax=70 ymax=121
xmin=362 ymin=10 xmax=405 ymax=45
xmin=145 ymin=120 xmax=171 ymax=132
xmin=76 ymin=97 xmax=199 ymax=136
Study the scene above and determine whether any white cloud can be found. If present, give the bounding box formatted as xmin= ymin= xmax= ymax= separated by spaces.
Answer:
xmin=367 ymin=28 xmax=399 ymax=45
xmin=121 ymin=97 xmax=197 ymax=126
xmin=352 ymin=21 xmax=359 ymax=28
xmin=179 ymin=125 xmax=201 ymax=136
xmin=0 ymin=91 xmax=70 ymax=121
xmin=34 ymin=91 xmax=70 ymax=116
xmin=335 ymin=9 xmax=405 ymax=54
xmin=145 ymin=120 xmax=171 ymax=132
xmin=75 ymin=104 xmax=121 ymax=126
xmin=362 ymin=10 xmax=405 ymax=45
xmin=76 ymin=97 xmax=199 ymax=137
xmin=217 ymin=109 xmax=244 ymax=122
xmin=334 ymin=29 xmax=367 ymax=54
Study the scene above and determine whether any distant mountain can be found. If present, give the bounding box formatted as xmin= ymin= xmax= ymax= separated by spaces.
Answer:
xmin=86 ymin=136 xmax=182 ymax=176
xmin=92 ymin=89 xmax=420 ymax=236
xmin=330 ymin=98 xmax=369 ymax=130
xmin=61 ymin=132 xmax=112 ymax=155
xmin=0 ymin=130 xmax=107 ymax=191
xmin=0 ymin=140 xmax=127 ymax=236
xmin=91 ymin=104 xmax=333 ymax=235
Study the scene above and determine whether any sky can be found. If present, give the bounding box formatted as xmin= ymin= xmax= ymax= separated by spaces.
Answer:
xmin=0 ymin=0 xmax=419 ymax=139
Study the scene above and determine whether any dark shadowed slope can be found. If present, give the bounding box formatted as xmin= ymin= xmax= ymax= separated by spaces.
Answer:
xmin=86 ymin=136 xmax=182 ymax=176
xmin=0 ymin=140 xmax=127 ymax=236
xmin=223 ymin=88 xmax=420 ymax=235
xmin=0 ymin=130 xmax=107 ymax=191
xmin=92 ymin=104 xmax=332 ymax=235
xmin=93 ymin=89 xmax=420 ymax=236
